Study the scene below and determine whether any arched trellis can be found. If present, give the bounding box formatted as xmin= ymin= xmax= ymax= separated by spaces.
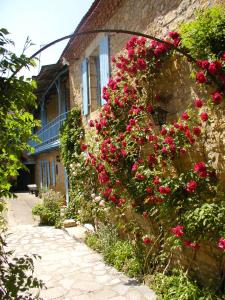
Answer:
xmin=11 ymin=29 xmax=196 ymax=78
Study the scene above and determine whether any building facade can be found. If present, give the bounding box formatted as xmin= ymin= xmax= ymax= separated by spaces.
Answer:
xmin=27 ymin=63 xmax=70 ymax=203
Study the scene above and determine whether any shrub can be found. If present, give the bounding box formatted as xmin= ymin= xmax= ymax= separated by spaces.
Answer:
xmin=32 ymin=189 xmax=64 ymax=227
xmin=151 ymin=270 xmax=224 ymax=300
xmin=179 ymin=5 xmax=225 ymax=58
xmin=85 ymin=224 xmax=142 ymax=278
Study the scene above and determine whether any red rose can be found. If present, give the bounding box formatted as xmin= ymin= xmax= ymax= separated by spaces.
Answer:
xmin=164 ymin=136 xmax=174 ymax=145
xmin=194 ymin=162 xmax=207 ymax=178
xmin=208 ymin=62 xmax=217 ymax=74
xmin=102 ymin=188 xmax=112 ymax=198
xmin=196 ymin=60 xmax=209 ymax=69
xmin=160 ymin=127 xmax=167 ymax=135
xmin=121 ymin=149 xmax=127 ymax=157
xmin=88 ymin=120 xmax=95 ymax=127
xmin=186 ymin=180 xmax=198 ymax=192
xmin=162 ymin=147 xmax=168 ymax=155
xmin=153 ymin=176 xmax=160 ymax=185
xmin=171 ymin=225 xmax=184 ymax=237
xmin=146 ymin=187 xmax=153 ymax=194
xmin=212 ymin=91 xmax=223 ymax=105
xmin=136 ymin=173 xmax=145 ymax=180
xmin=81 ymin=144 xmax=88 ymax=151
xmin=182 ymin=112 xmax=189 ymax=121
xmin=200 ymin=112 xmax=208 ymax=122
xmin=159 ymin=186 xmax=171 ymax=194
xmin=194 ymin=98 xmax=203 ymax=108
xmin=129 ymin=118 xmax=136 ymax=126
xmin=137 ymin=58 xmax=147 ymax=70
xmin=98 ymin=171 xmax=110 ymax=184
xmin=147 ymin=154 xmax=157 ymax=166
xmin=142 ymin=236 xmax=152 ymax=245
xmin=218 ymin=237 xmax=225 ymax=250
xmin=184 ymin=240 xmax=200 ymax=249
xmin=193 ymin=127 xmax=201 ymax=136
xmin=126 ymin=124 xmax=132 ymax=132
xmin=168 ymin=31 xmax=180 ymax=39
xmin=146 ymin=104 xmax=154 ymax=113
xmin=132 ymin=163 xmax=139 ymax=172
xmin=128 ymin=48 xmax=135 ymax=59
xmin=196 ymin=71 xmax=207 ymax=84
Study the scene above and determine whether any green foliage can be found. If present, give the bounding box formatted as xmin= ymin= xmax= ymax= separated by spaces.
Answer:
xmin=0 ymin=28 xmax=39 ymax=197
xmin=0 ymin=234 xmax=44 ymax=299
xmin=60 ymin=105 xmax=84 ymax=170
xmin=32 ymin=190 xmax=64 ymax=227
xmin=85 ymin=224 xmax=142 ymax=277
xmin=60 ymin=107 xmax=99 ymax=223
xmin=182 ymin=202 xmax=225 ymax=240
xmin=151 ymin=270 xmax=224 ymax=300
xmin=179 ymin=5 xmax=225 ymax=58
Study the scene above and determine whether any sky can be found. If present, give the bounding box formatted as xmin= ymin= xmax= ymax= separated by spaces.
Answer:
xmin=0 ymin=0 xmax=95 ymax=76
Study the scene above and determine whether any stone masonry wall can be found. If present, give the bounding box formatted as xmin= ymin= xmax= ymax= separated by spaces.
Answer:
xmin=66 ymin=0 xmax=225 ymax=288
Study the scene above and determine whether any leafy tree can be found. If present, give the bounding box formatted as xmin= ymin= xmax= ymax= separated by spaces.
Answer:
xmin=0 ymin=28 xmax=39 ymax=197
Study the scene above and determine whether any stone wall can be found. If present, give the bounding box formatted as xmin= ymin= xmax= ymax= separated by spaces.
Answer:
xmin=65 ymin=0 xmax=225 ymax=288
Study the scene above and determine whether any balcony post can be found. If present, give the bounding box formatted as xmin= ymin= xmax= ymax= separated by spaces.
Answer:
xmin=40 ymin=98 xmax=46 ymax=127
xmin=55 ymin=79 xmax=62 ymax=116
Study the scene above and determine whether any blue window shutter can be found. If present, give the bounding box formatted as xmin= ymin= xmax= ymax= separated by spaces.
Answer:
xmin=47 ymin=161 xmax=50 ymax=187
xmin=81 ymin=58 xmax=89 ymax=115
xmin=99 ymin=35 xmax=110 ymax=105
xmin=39 ymin=161 xmax=43 ymax=188
xmin=52 ymin=160 xmax=56 ymax=186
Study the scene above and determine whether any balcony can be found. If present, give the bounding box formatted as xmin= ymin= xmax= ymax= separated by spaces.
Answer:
xmin=29 ymin=112 xmax=68 ymax=154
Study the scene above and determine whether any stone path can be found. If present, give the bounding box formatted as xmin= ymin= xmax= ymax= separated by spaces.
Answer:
xmin=5 ymin=193 xmax=156 ymax=300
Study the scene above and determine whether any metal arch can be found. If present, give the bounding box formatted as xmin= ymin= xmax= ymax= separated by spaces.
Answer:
xmin=11 ymin=29 xmax=195 ymax=78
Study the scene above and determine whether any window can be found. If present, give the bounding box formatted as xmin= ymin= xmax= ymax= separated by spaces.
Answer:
xmin=81 ymin=35 xmax=110 ymax=116
xmin=39 ymin=160 xmax=50 ymax=188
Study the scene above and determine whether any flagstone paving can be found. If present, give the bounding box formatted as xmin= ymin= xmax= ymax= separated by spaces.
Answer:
xmin=5 ymin=193 xmax=156 ymax=300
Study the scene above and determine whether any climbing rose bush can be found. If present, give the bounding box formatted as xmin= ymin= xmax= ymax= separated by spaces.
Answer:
xmin=77 ymin=30 xmax=225 ymax=259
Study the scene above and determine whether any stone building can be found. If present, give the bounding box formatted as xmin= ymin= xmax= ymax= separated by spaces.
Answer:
xmin=26 ymin=63 xmax=70 ymax=203
xmin=59 ymin=0 xmax=224 ymax=287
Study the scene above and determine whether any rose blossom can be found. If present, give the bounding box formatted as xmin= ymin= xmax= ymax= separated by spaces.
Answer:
xmin=186 ymin=180 xmax=198 ymax=192
xmin=160 ymin=127 xmax=167 ymax=135
xmin=136 ymin=173 xmax=145 ymax=180
xmin=99 ymin=200 xmax=105 ymax=207
xmin=158 ymin=186 xmax=171 ymax=194
xmin=142 ymin=235 xmax=152 ymax=245
xmin=196 ymin=71 xmax=207 ymax=84
xmin=194 ymin=162 xmax=207 ymax=178
xmin=181 ymin=112 xmax=189 ymax=120
xmin=81 ymin=144 xmax=88 ymax=151
xmin=218 ymin=237 xmax=225 ymax=250
xmin=88 ymin=119 xmax=95 ymax=127
xmin=193 ymin=127 xmax=201 ymax=136
xmin=168 ymin=31 xmax=180 ymax=39
xmin=146 ymin=187 xmax=153 ymax=194
xmin=194 ymin=98 xmax=203 ymax=108
xmin=171 ymin=225 xmax=185 ymax=237
xmin=212 ymin=91 xmax=223 ymax=105
xmin=200 ymin=112 xmax=208 ymax=122
xmin=132 ymin=163 xmax=139 ymax=172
